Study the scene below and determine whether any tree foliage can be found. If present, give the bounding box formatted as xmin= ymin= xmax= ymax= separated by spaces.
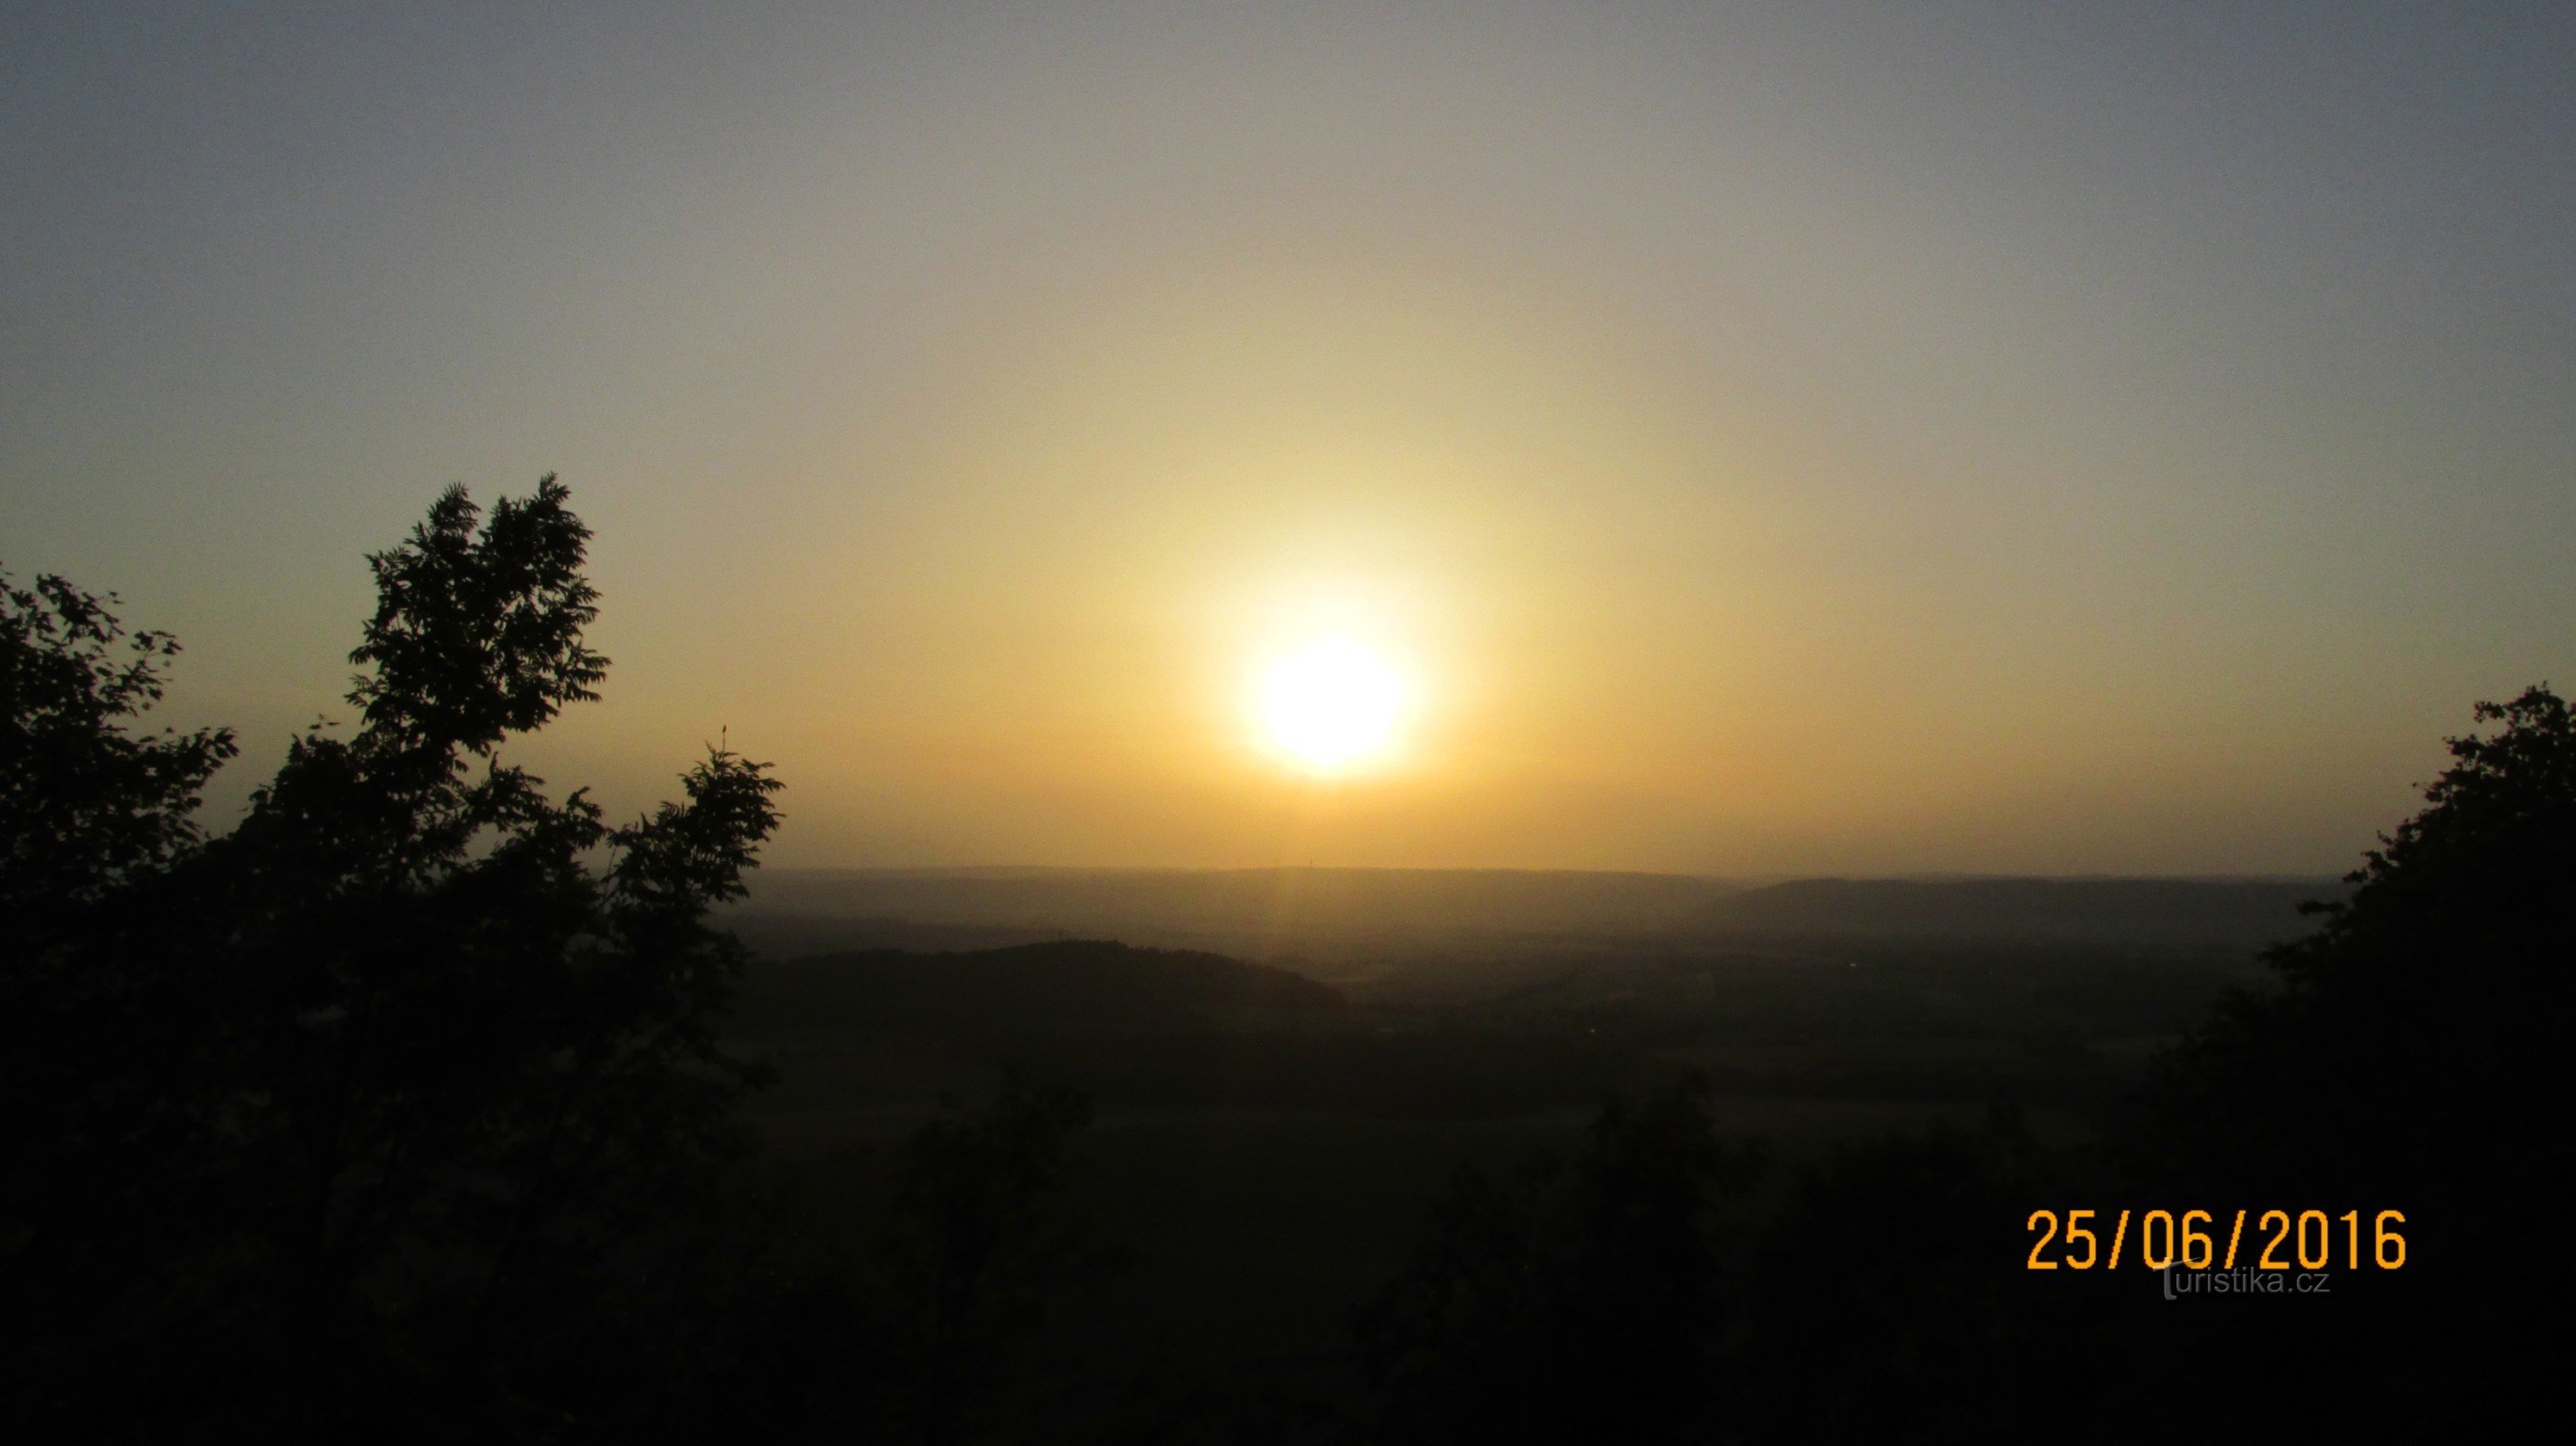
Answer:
xmin=1356 ymin=1074 xmax=1757 ymax=1446
xmin=2144 ymin=684 xmax=2574 ymax=1199
xmin=872 ymin=1074 xmax=1104 ymax=1443
xmin=2282 ymin=684 xmax=2574 ymax=973
xmin=2 ymin=479 xmax=783 ymax=1441
xmin=348 ymin=476 xmax=607 ymax=754
xmin=2123 ymin=684 xmax=2575 ymax=1425
xmin=0 ymin=568 xmax=237 ymax=922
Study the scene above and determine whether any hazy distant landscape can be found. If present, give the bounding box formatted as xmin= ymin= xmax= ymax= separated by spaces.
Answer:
xmin=719 ymin=868 xmax=2327 ymax=1397
xmin=725 ymin=867 xmax=2329 ymax=970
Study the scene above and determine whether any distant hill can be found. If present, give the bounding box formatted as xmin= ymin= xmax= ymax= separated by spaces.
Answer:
xmin=728 ymin=867 xmax=1740 ymax=953
xmin=721 ymin=869 xmax=2352 ymax=964
xmin=732 ymin=939 xmax=1347 ymax=1038
xmin=1688 ymin=878 xmax=2341 ymax=950
xmin=725 ymin=913 xmax=1073 ymax=959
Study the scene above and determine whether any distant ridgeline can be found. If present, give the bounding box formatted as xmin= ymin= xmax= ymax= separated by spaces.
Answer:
xmin=732 ymin=939 xmax=1348 ymax=1038
xmin=728 ymin=867 xmax=1737 ymax=944
xmin=1688 ymin=877 xmax=2343 ymax=950
xmin=725 ymin=868 xmax=2341 ymax=957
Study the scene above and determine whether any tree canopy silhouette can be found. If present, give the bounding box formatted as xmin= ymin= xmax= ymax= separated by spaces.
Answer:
xmin=2144 ymin=685 xmax=2572 ymax=1204
xmin=2 ymin=478 xmax=783 ymax=1441
xmin=3 ymin=568 xmax=245 ymax=1417
xmin=1356 ymin=1073 xmax=1757 ymax=1446
xmin=0 ymin=568 xmax=237 ymax=928
xmin=2120 ymin=684 xmax=2574 ymax=1428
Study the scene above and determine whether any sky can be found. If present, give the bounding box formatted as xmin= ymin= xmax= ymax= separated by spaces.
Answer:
xmin=5 ymin=1 xmax=2571 ymax=876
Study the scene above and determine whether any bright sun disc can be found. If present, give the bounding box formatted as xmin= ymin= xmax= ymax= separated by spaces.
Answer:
xmin=1262 ymin=639 xmax=1402 ymax=772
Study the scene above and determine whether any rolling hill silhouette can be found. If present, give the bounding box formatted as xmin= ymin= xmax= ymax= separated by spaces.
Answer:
xmin=1688 ymin=877 xmax=2338 ymax=949
xmin=733 ymin=867 xmax=1738 ymax=944
xmin=734 ymin=938 xmax=1347 ymax=1038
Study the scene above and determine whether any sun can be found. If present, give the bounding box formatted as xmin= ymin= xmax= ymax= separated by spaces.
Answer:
xmin=1261 ymin=638 xmax=1403 ymax=773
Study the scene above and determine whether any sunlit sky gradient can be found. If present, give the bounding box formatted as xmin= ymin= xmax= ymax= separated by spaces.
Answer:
xmin=5 ymin=3 xmax=2571 ymax=874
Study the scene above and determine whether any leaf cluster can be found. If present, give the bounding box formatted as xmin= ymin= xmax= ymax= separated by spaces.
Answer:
xmin=0 ymin=568 xmax=237 ymax=919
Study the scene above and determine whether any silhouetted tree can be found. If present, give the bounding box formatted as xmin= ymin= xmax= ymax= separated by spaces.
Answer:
xmin=1 ymin=568 xmax=242 ymax=1431
xmin=1731 ymin=1121 xmax=2080 ymax=1445
xmin=2144 ymin=685 xmax=2568 ymax=1208
xmin=0 ymin=568 xmax=237 ymax=924
xmin=1356 ymin=1074 xmax=1757 ymax=1446
xmin=691 ymin=1074 xmax=1106 ymax=1446
xmin=2 ymin=480 xmax=784 ymax=1441
xmin=2120 ymin=684 xmax=2576 ymax=1428
xmin=873 ymin=1074 xmax=1103 ymax=1442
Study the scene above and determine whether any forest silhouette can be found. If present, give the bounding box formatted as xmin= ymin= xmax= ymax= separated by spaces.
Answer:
xmin=4 ymin=479 xmax=2560 ymax=1441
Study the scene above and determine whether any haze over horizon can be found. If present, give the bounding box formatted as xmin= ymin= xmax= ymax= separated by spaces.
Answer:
xmin=7 ymin=3 xmax=2571 ymax=877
